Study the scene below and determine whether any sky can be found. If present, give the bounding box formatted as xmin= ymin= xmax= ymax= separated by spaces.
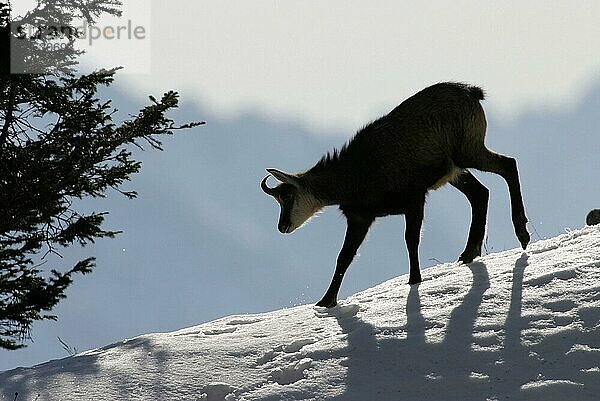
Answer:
xmin=12 ymin=1 xmax=600 ymax=127
xmin=2 ymin=1 xmax=600 ymax=371
xmin=123 ymin=1 xmax=600 ymax=131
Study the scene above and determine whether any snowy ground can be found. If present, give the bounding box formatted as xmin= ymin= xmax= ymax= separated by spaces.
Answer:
xmin=1 ymin=226 xmax=599 ymax=401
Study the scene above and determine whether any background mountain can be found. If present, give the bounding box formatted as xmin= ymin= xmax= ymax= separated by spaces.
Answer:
xmin=0 ymin=80 xmax=599 ymax=371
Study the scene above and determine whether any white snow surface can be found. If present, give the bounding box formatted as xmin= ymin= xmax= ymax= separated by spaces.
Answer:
xmin=1 ymin=226 xmax=599 ymax=401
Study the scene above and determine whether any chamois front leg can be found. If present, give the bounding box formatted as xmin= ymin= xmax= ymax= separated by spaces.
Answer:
xmin=405 ymin=196 xmax=425 ymax=285
xmin=316 ymin=212 xmax=373 ymax=308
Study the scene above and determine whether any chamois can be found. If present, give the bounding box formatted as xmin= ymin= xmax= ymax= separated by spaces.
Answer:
xmin=262 ymin=82 xmax=530 ymax=308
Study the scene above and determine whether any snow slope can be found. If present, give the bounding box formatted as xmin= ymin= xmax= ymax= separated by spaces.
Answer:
xmin=1 ymin=226 xmax=599 ymax=401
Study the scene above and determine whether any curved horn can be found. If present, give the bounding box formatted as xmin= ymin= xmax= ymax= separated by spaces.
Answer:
xmin=261 ymin=175 xmax=277 ymax=196
xmin=266 ymin=168 xmax=300 ymax=187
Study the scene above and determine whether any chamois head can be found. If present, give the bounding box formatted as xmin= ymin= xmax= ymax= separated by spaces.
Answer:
xmin=261 ymin=168 xmax=322 ymax=234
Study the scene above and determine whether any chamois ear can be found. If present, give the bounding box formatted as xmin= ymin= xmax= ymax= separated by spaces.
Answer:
xmin=266 ymin=168 xmax=300 ymax=187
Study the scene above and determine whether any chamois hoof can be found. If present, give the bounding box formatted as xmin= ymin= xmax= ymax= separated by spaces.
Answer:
xmin=517 ymin=228 xmax=530 ymax=250
xmin=408 ymin=276 xmax=422 ymax=285
xmin=513 ymin=213 xmax=530 ymax=250
xmin=458 ymin=248 xmax=481 ymax=264
xmin=316 ymin=298 xmax=337 ymax=308
xmin=458 ymin=239 xmax=482 ymax=264
xmin=458 ymin=254 xmax=474 ymax=264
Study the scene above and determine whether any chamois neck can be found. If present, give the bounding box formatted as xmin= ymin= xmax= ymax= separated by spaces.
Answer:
xmin=300 ymin=166 xmax=352 ymax=206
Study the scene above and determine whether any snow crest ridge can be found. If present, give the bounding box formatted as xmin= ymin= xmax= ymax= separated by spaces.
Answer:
xmin=1 ymin=226 xmax=599 ymax=401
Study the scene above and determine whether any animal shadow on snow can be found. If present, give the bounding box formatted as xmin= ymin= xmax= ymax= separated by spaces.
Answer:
xmin=317 ymin=257 xmax=599 ymax=401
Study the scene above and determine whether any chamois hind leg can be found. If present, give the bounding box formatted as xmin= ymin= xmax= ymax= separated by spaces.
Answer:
xmin=469 ymin=148 xmax=530 ymax=249
xmin=451 ymin=170 xmax=489 ymax=263
xmin=316 ymin=212 xmax=373 ymax=308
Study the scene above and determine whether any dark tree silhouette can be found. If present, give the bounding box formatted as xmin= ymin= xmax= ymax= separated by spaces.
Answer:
xmin=0 ymin=1 xmax=203 ymax=349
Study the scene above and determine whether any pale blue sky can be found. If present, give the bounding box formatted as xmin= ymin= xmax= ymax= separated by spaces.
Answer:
xmin=126 ymin=1 xmax=600 ymax=131
xmin=13 ymin=1 xmax=600 ymax=127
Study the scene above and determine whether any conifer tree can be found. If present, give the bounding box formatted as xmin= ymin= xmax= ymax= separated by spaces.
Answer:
xmin=0 ymin=1 xmax=202 ymax=349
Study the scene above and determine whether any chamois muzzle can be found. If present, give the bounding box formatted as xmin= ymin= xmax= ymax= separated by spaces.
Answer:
xmin=261 ymin=176 xmax=277 ymax=196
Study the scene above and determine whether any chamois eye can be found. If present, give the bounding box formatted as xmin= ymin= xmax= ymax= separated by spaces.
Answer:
xmin=281 ymin=193 xmax=293 ymax=203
